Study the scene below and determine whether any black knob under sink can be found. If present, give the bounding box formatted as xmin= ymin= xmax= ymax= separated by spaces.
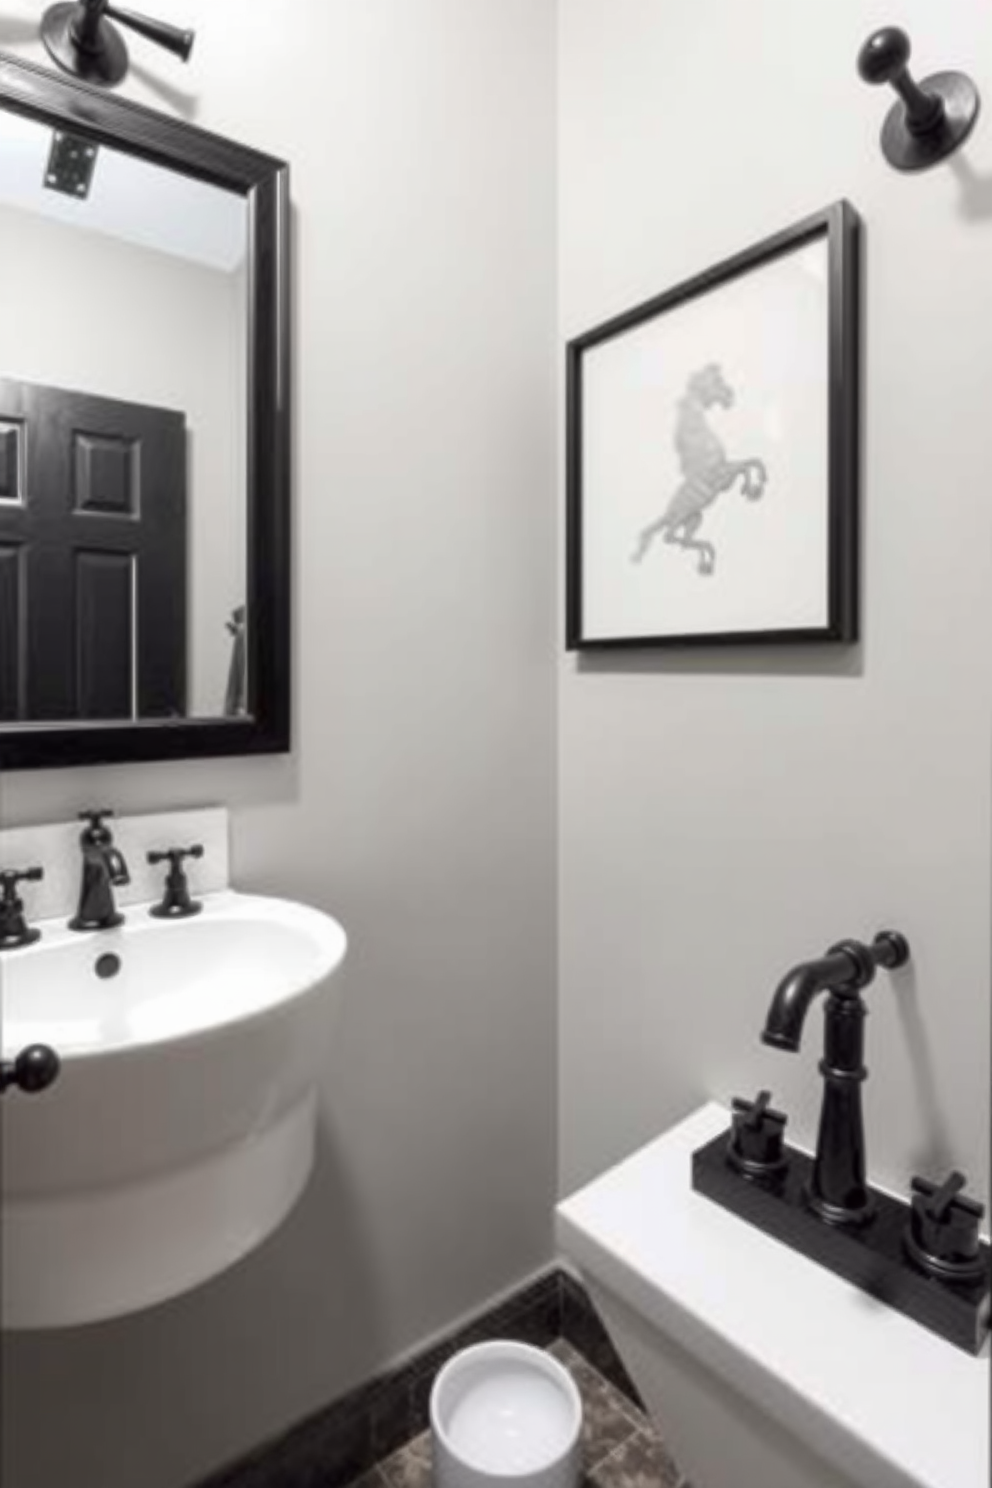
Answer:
xmin=1 ymin=1043 xmax=61 ymax=1095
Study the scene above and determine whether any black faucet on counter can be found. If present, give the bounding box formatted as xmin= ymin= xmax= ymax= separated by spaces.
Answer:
xmin=147 ymin=844 xmax=204 ymax=918
xmin=761 ymin=931 xmax=910 ymax=1227
xmin=69 ymin=810 xmax=130 ymax=931
xmin=0 ymin=867 xmax=44 ymax=951
xmin=692 ymin=928 xmax=990 ymax=1354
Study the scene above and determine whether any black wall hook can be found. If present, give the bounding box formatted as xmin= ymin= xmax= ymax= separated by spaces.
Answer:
xmin=858 ymin=27 xmax=980 ymax=172
xmin=41 ymin=0 xmax=194 ymax=89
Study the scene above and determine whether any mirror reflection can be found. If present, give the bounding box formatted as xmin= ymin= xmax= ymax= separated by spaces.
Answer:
xmin=0 ymin=109 xmax=248 ymax=724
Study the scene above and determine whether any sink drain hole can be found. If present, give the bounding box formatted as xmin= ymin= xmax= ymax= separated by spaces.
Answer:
xmin=94 ymin=953 xmax=122 ymax=979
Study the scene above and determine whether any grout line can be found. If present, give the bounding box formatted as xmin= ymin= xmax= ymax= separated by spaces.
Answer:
xmin=585 ymin=1426 xmax=641 ymax=1478
xmin=350 ymin=1466 xmax=389 ymax=1488
xmin=612 ymin=1386 xmax=650 ymax=1434
xmin=587 ymin=1431 xmax=635 ymax=1488
xmin=546 ymin=1336 xmax=643 ymax=1478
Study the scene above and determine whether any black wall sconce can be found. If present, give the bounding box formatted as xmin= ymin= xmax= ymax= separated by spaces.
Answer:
xmin=857 ymin=27 xmax=980 ymax=171
xmin=41 ymin=0 xmax=193 ymax=89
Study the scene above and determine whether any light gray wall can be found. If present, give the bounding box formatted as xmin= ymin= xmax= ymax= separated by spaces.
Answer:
xmin=0 ymin=201 xmax=245 ymax=717
xmin=0 ymin=3 xmax=558 ymax=1486
xmin=558 ymin=0 xmax=991 ymax=1215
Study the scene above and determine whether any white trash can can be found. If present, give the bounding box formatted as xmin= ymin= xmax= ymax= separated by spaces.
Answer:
xmin=430 ymin=1340 xmax=582 ymax=1488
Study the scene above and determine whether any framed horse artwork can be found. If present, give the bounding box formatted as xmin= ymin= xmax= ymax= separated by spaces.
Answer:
xmin=565 ymin=201 xmax=861 ymax=649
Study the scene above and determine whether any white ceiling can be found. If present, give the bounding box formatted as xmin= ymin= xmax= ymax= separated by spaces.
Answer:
xmin=0 ymin=109 xmax=246 ymax=272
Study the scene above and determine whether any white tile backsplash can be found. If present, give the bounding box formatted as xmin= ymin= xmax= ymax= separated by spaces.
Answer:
xmin=0 ymin=808 xmax=229 ymax=923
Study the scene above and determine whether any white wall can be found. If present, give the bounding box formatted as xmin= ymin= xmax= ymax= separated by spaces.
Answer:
xmin=6 ymin=3 xmax=990 ymax=1482
xmin=558 ymin=0 xmax=991 ymax=1223
xmin=0 ymin=202 xmax=245 ymax=715
xmin=0 ymin=4 xmax=558 ymax=1487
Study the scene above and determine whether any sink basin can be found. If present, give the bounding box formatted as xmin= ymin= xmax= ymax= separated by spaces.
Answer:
xmin=1 ymin=890 xmax=347 ymax=1329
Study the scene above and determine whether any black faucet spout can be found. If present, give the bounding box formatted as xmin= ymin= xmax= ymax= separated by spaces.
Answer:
xmin=104 ymin=846 xmax=130 ymax=887
xmin=761 ymin=948 xmax=859 ymax=1052
xmin=68 ymin=810 xmax=129 ymax=931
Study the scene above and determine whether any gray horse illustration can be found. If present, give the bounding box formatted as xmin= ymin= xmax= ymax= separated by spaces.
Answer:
xmin=631 ymin=363 xmax=767 ymax=576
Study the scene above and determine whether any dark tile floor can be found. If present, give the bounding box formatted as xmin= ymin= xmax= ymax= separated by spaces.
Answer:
xmin=346 ymin=1338 xmax=690 ymax=1488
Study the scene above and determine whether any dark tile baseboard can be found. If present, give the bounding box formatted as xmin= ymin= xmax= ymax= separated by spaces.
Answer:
xmin=192 ymin=1267 xmax=640 ymax=1488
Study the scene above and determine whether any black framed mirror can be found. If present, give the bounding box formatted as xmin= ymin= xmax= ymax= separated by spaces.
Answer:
xmin=0 ymin=52 xmax=289 ymax=770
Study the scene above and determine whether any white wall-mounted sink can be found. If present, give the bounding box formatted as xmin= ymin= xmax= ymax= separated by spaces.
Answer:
xmin=1 ymin=890 xmax=347 ymax=1329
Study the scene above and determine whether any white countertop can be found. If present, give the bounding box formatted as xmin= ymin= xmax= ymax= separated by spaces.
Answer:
xmin=556 ymin=1103 xmax=989 ymax=1488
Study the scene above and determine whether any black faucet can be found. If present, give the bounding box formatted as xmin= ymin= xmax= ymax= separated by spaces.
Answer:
xmin=0 ymin=867 xmax=44 ymax=950
xmin=761 ymin=930 xmax=910 ymax=1228
xmin=68 ymin=810 xmax=130 ymax=931
xmin=147 ymin=845 xmax=204 ymax=918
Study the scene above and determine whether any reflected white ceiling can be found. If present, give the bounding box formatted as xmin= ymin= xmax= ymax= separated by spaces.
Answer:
xmin=0 ymin=109 xmax=246 ymax=272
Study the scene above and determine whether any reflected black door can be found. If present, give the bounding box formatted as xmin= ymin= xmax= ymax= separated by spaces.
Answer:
xmin=0 ymin=378 xmax=187 ymax=721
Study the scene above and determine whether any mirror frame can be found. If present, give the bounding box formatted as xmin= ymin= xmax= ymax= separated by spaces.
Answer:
xmin=0 ymin=52 xmax=290 ymax=770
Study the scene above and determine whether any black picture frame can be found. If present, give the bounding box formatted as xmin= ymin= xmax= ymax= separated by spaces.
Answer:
xmin=566 ymin=200 xmax=861 ymax=650
xmin=0 ymin=51 xmax=290 ymax=769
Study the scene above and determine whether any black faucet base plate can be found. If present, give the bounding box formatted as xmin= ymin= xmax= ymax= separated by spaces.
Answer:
xmin=149 ymin=900 xmax=203 ymax=919
xmin=692 ymin=1128 xmax=990 ymax=1355
xmin=68 ymin=911 xmax=124 ymax=932
xmin=0 ymin=927 xmax=41 ymax=952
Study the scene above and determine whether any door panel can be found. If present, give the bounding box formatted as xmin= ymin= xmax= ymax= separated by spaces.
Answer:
xmin=0 ymin=542 xmax=23 ymax=720
xmin=0 ymin=378 xmax=187 ymax=721
xmin=75 ymin=549 xmax=134 ymax=719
